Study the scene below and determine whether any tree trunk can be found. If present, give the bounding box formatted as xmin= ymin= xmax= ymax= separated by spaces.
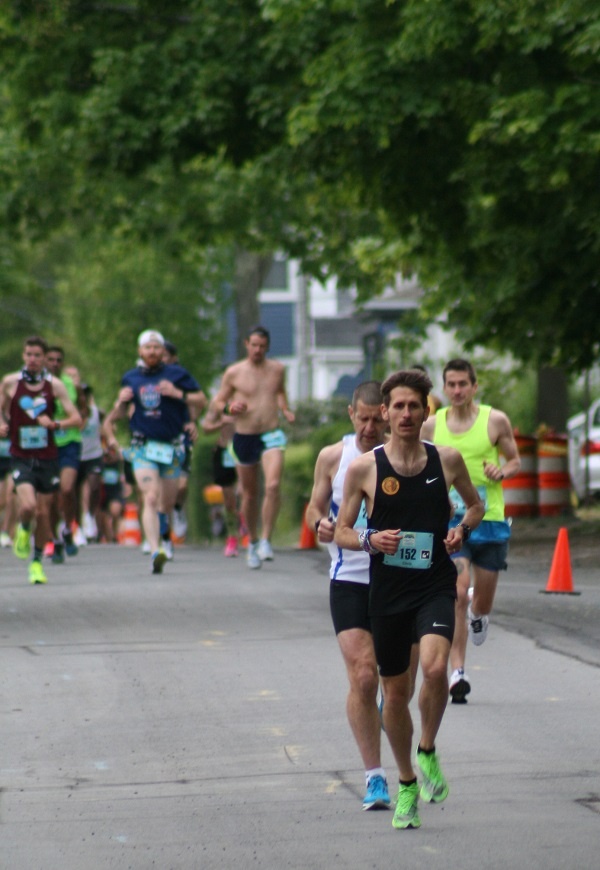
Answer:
xmin=536 ymin=367 xmax=568 ymax=433
xmin=233 ymin=247 xmax=272 ymax=358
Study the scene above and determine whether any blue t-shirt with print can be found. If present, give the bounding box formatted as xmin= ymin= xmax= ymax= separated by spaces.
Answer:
xmin=122 ymin=363 xmax=200 ymax=443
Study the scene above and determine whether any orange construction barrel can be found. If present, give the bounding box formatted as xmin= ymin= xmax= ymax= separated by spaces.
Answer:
xmin=503 ymin=434 xmax=537 ymax=518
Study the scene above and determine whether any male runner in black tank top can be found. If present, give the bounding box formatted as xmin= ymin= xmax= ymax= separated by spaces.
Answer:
xmin=335 ymin=369 xmax=484 ymax=830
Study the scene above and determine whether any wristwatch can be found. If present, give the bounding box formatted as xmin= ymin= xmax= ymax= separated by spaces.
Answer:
xmin=458 ymin=522 xmax=471 ymax=541
xmin=358 ymin=528 xmax=378 ymax=555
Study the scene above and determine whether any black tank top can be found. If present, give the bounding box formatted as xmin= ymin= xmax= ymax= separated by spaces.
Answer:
xmin=369 ymin=442 xmax=457 ymax=615
xmin=9 ymin=376 xmax=58 ymax=461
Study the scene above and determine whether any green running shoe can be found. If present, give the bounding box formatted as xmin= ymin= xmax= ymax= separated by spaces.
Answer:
xmin=13 ymin=525 xmax=31 ymax=560
xmin=392 ymin=781 xmax=421 ymax=829
xmin=151 ymin=549 xmax=167 ymax=574
xmin=28 ymin=560 xmax=48 ymax=585
xmin=416 ymin=749 xmax=449 ymax=803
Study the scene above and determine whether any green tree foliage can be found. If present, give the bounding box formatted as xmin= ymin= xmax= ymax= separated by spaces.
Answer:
xmin=264 ymin=0 xmax=600 ymax=372
xmin=2 ymin=0 xmax=600 ymax=379
xmin=52 ymin=233 xmax=227 ymax=405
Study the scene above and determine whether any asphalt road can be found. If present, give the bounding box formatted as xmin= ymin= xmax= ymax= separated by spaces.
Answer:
xmin=1 ymin=527 xmax=599 ymax=870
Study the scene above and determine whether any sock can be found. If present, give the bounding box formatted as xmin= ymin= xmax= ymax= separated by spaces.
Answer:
xmin=365 ymin=767 xmax=386 ymax=785
xmin=33 ymin=549 xmax=43 ymax=561
xmin=400 ymin=777 xmax=417 ymax=787
xmin=174 ymin=503 xmax=182 ymax=512
xmin=417 ymin=744 xmax=435 ymax=756
xmin=22 ymin=521 xmax=31 ymax=531
xmin=158 ymin=512 xmax=169 ymax=537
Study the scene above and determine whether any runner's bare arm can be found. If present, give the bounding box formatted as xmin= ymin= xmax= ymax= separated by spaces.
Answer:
xmin=306 ymin=444 xmax=341 ymax=544
xmin=101 ymin=397 xmax=130 ymax=449
xmin=487 ymin=410 xmax=521 ymax=481
xmin=277 ymin=368 xmax=295 ymax=424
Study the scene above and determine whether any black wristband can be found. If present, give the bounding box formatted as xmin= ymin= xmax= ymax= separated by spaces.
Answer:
xmin=315 ymin=519 xmax=321 ymax=534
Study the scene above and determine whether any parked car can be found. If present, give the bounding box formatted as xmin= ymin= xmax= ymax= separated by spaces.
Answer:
xmin=567 ymin=398 xmax=600 ymax=501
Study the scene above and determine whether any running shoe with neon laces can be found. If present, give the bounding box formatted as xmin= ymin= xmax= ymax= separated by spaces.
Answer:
xmin=468 ymin=605 xmax=489 ymax=646
xmin=247 ymin=542 xmax=262 ymax=570
xmin=224 ymin=536 xmax=239 ymax=558
xmin=449 ymin=667 xmax=471 ymax=704
xmin=416 ymin=749 xmax=449 ymax=803
xmin=151 ymin=549 xmax=167 ymax=574
xmin=0 ymin=531 xmax=12 ymax=548
xmin=392 ymin=782 xmax=421 ymax=829
xmin=28 ymin=560 xmax=48 ymax=585
xmin=363 ymin=775 xmax=391 ymax=810
xmin=13 ymin=525 xmax=31 ymax=560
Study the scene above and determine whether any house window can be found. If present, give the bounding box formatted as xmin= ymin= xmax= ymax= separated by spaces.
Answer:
xmin=262 ymin=258 xmax=288 ymax=291
xmin=259 ymin=303 xmax=295 ymax=356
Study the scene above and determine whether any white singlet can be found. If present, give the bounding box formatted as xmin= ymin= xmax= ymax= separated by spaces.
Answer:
xmin=327 ymin=434 xmax=370 ymax=585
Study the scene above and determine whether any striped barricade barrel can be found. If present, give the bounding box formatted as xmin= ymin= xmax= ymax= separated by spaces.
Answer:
xmin=537 ymin=435 xmax=571 ymax=516
xmin=503 ymin=435 xmax=537 ymax=518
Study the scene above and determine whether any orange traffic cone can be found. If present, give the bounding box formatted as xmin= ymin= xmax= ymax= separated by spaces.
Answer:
xmin=298 ymin=504 xmax=318 ymax=550
xmin=118 ymin=502 xmax=142 ymax=547
xmin=541 ymin=527 xmax=580 ymax=595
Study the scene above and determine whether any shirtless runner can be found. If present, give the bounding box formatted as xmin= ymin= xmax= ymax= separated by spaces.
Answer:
xmin=210 ymin=326 xmax=295 ymax=569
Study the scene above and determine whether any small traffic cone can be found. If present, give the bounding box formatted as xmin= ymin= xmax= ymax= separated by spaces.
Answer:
xmin=297 ymin=504 xmax=318 ymax=550
xmin=541 ymin=527 xmax=580 ymax=595
xmin=118 ymin=502 xmax=142 ymax=547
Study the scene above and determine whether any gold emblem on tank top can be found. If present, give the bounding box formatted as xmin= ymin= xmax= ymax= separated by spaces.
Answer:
xmin=381 ymin=476 xmax=400 ymax=495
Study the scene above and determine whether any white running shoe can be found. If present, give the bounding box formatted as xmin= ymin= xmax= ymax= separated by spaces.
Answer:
xmin=257 ymin=538 xmax=274 ymax=561
xmin=141 ymin=539 xmax=151 ymax=555
xmin=82 ymin=512 xmax=98 ymax=541
xmin=162 ymin=538 xmax=174 ymax=561
xmin=468 ymin=606 xmax=489 ymax=646
xmin=449 ymin=667 xmax=471 ymax=704
xmin=247 ymin=542 xmax=262 ymax=570
xmin=172 ymin=507 xmax=188 ymax=539
xmin=0 ymin=531 xmax=12 ymax=548
xmin=72 ymin=524 xmax=87 ymax=547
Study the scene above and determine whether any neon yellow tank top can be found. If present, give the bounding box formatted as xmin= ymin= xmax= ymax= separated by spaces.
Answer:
xmin=433 ymin=404 xmax=505 ymax=521
xmin=54 ymin=374 xmax=82 ymax=447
